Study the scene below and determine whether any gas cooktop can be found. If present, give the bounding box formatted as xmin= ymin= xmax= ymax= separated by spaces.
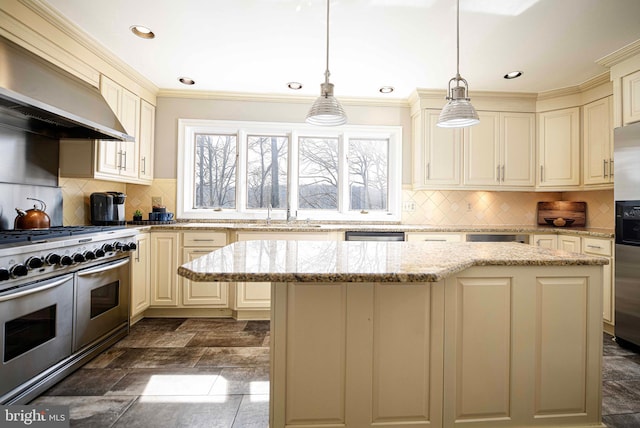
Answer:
xmin=0 ymin=226 xmax=126 ymax=245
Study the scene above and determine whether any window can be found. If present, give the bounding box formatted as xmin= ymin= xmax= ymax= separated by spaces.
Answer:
xmin=178 ymin=120 xmax=402 ymax=221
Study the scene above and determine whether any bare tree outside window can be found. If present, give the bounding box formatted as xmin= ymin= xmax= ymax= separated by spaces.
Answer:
xmin=348 ymin=139 xmax=388 ymax=210
xmin=247 ymin=135 xmax=288 ymax=209
xmin=298 ymin=137 xmax=339 ymax=209
xmin=194 ymin=134 xmax=237 ymax=208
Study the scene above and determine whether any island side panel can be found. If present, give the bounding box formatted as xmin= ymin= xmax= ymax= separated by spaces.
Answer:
xmin=270 ymin=281 xmax=444 ymax=428
xmin=443 ymin=265 xmax=603 ymax=428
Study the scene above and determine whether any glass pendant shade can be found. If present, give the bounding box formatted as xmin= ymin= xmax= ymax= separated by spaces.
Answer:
xmin=437 ymin=0 xmax=479 ymax=129
xmin=306 ymin=82 xmax=347 ymax=126
xmin=437 ymin=80 xmax=479 ymax=128
xmin=306 ymin=0 xmax=347 ymax=127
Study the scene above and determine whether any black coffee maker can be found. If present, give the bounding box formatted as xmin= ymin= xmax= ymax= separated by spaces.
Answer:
xmin=90 ymin=192 xmax=126 ymax=225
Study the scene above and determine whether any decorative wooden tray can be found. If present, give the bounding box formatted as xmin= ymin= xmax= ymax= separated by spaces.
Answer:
xmin=536 ymin=201 xmax=586 ymax=226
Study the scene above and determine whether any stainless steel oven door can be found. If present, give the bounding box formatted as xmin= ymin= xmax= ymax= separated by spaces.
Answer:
xmin=74 ymin=257 xmax=130 ymax=352
xmin=0 ymin=274 xmax=74 ymax=401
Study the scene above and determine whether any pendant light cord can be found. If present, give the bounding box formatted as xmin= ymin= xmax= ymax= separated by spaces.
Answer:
xmin=324 ymin=0 xmax=331 ymax=85
xmin=456 ymin=0 xmax=460 ymax=80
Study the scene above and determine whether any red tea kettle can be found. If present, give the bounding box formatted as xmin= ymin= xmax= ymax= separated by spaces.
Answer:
xmin=14 ymin=198 xmax=51 ymax=230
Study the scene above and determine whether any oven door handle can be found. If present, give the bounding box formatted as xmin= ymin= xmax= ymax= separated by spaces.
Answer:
xmin=77 ymin=258 xmax=130 ymax=277
xmin=0 ymin=275 xmax=72 ymax=302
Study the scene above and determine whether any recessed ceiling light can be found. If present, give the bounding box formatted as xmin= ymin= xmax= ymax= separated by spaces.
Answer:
xmin=379 ymin=86 xmax=394 ymax=94
xmin=504 ymin=71 xmax=523 ymax=79
xmin=178 ymin=77 xmax=195 ymax=85
xmin=130 ymin=25 xmax=155 ymax=39
xmin=287 ymin=82 xmax=303 ymax=90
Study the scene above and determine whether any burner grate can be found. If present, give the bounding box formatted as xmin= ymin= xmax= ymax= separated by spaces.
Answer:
xmin=0 ymin=225 xmax=127 ymax=245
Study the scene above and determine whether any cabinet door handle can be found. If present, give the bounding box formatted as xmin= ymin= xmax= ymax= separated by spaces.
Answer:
xmin=496 ymin=166 xmax=500 ymax=182
xmin=610 ymin=159 xmax=614 ymax=177
xmin=540 ymin=165 xmax=544 ymax=182
xmin=193 ymin=239 xmax=217 ymax=242
xmin=587 ymin=245 xmax=603 ymax=250
xmin=603 ymin=159 xmax=608 ymax=178
xmin=427 ymin=162 xmax=430 ymax=180
xmin=501 ymin=165 xmax=505 ymax=182
xmin=122 ymin=151 xmax=127 ymax=170
xmin=141 ymin=157 xmax=146 ymax=174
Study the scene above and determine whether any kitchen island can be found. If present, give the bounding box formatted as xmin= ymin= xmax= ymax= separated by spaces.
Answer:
xmin=178 ymin=240 xmax=608 ymax=428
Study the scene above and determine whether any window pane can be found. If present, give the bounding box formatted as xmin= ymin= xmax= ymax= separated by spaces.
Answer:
xmin=194 ymin=134 xmax=237 ymax=208
xmin=247 ymin=136 xmax=288 ymax=209
xmin=298 ymin=137 xmax=339 ymax=210
xmin=348 ymin=138 xmax=388 ymax=211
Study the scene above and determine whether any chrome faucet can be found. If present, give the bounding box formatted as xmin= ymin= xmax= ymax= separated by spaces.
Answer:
xmin=266 ymin=203 xmax=272 ymax=225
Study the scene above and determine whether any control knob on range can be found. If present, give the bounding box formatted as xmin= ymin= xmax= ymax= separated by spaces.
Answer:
xmin=60 ymin=256 xmax=73 ymax=266
xmin=117 ymin=242 xmax=134 ymax=251
xmin=84 ymin=250 xmax=96 ymax=261
xmin=102 ymin=243 xmax=114 ymax=253
xmin=128 ymin=242 xmax=137 ymax=251
xmin=26 ymin=256 xmax=44 ymax=269
xmin=95 ymin=248 xmax=106 ymax=258
xmin=45 ymin=253 xmax=61 ymax=265
xmin=10 ymin=264 xmax=28 ymax=277
xmin=0 ymin=268 xmax=10 ymax=281
xmin=72 ymin=253 xmax=85 ymax=263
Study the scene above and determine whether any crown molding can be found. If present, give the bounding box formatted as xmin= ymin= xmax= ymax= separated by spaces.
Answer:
xmin=537 ymin=71 xmax=611 ymax=101
xmin=596 ymin=38 xmax=640 ymax=68
xmin=157 ymin=89 xmax=411 ymax=107
xmin=20 ymin=0 xmax=159 ymax=96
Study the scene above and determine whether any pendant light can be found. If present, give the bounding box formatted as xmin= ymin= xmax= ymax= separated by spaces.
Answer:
xmin=437 ymin=0 xmax=479 ymax=128
xmin=306 ymin=0 xmax=347 ymax=126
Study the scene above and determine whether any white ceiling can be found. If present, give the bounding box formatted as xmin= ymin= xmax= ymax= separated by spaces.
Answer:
xmin=43 ymin=0 xmax=640 ymax=99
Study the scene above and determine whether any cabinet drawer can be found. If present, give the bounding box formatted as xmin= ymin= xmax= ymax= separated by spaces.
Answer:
xmin=183 ymin=231 xmax=227 ymax=247
xmin=582 ymin=237 xmax=612 ymax=256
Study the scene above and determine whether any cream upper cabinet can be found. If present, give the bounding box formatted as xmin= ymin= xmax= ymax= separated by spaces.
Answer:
xmin=414 ymin=109 xmax=462 ymax=188
xmin=464 ymin=111 xmax=535 ymax=188
xmin=138 ymin=100 xmax=155 ymax=183
xmin=583 ymin=96 xmax=613 ymax=186
xmin=538 ymin=107 xmax=580 ymax=188
xmin=59 ymin=76 xmax=155 ymax=185
xmin=623 ymin=69 xmax=640 ymax=125
xmin=98 ymin=75 xmax=139 ymax=179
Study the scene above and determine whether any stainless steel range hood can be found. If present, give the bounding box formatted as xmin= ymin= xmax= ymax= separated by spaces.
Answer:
xmin=0 ymin=36 xmax=133 ymax=141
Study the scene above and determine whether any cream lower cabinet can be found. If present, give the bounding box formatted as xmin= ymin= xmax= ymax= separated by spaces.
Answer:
xmin=538 ymin=107 xmax=580 ymax=188
xmin=233 ymin=231 xmax=338 ymax=315
xmin=150 ymin=231 xmax=181 ymax=306
xmin=130 ymin=232 xmax=150 ymax=320
xmin=582 ymin=237 xmax=614 ymax=324
xmin=532 ymin=234 xmax=557 ymax=249
xmin=181 ymin=231 xmax=228 ymax=307
xmin=558 ymin=234 xmax=581 ymax=253
xmin=271 ymin=264 xmax=604 ymax=428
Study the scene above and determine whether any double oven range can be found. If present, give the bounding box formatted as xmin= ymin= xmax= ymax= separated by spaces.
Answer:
xmin=0 ymin=226 xmax=137 ymax=404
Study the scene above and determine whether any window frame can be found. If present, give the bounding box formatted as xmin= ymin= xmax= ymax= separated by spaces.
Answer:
xmin=177 ymin=119 xmax=402 ymax=222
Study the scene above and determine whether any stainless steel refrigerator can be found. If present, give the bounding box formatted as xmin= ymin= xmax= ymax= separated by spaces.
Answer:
xmin=614 ymin=121 xmax=640 ymax=348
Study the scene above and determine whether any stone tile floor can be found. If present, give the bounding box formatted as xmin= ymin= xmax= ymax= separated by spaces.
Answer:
xmin=603 ymin=333 xmax=640 ymax=428
xmin=31 ymin=318 xmax=270 ymax=428
xmin=30 ymin=320 xmax=640 ymax=427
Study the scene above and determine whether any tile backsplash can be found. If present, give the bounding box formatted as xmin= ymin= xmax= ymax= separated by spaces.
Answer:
xmin=61 ymin=177 xmax=613 ymax=229
xmin=401 ymin=189 xmax=614 ymax=228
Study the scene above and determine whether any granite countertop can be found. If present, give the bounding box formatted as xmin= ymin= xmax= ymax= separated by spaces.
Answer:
xmin=177 ymin=240 xmax=609 ymax=283
xmin=133 ymin=222 xmax=614 ymax=238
